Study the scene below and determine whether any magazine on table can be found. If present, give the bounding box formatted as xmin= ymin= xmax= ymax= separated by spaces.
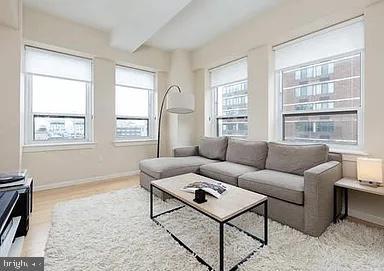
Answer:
xmin=182 ymin=181 xmax=227 ymax=198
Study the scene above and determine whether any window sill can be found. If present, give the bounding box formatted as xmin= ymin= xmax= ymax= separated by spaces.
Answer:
xmin=328 ymin=147 xmax=368 ymax=162
xmin=23 ymin=142 xmax=96 ymax=153
xmin=113 ymin=139 xmax=157 ymax=147
xmin=330 ymin=148 xmax=368 ymax=156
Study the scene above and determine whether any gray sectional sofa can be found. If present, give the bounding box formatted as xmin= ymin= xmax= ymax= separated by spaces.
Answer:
xmin=139 ymin=137 xmax=342 ymax=237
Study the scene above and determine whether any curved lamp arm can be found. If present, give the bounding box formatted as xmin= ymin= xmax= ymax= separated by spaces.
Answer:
xmin=157 ymin=85 xmax=181 ymax=158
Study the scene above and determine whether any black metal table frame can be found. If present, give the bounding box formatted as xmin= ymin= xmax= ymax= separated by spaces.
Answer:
xmin=150 ymin=184 xmax=268 ymax=271
xmin=333 ymin=186 xmax=348 ymax=223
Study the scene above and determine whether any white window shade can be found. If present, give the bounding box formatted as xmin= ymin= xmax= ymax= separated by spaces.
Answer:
xmin=210 ymin=58 xmax=247 ymax=87
xmin=115 ymin=86 xmax=149 ymax=117
xmin=32 ymin=75 xmax=86 ymax=114
xmin=274 ymin=19 xmax=364 ymax=70
xmin=25 ymin=47 xmax=92 ymax=82
xmin=116 ymin=66 xmax=155 ymax=89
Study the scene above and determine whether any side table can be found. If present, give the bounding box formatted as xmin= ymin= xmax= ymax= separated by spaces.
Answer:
xmin=334 ymin=177 xmax=384 ymax=222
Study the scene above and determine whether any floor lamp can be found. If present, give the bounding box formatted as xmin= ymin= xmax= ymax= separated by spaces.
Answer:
xmin=157 ymin=85 xmax=194 ymax=158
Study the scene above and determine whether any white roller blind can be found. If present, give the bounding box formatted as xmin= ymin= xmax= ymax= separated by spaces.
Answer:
xmin=25 ymin=46 xmax=92 ymax=81
xmin=210 ymin=58 xmax=247 ymax=87
xmin=274 ymin=19 xmax=364 ymax=70
xmin=116 ymin=66 xmax=155 ymax=89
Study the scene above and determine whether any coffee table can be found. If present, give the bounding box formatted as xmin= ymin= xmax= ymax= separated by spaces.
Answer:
xmin=150 ymin=173 xmax=268 ymax=271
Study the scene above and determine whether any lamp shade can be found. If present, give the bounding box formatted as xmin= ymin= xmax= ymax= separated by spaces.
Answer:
xmin=167 ymin=92 xmax=194 ymax=114
xmin=357 ymin=157 xmax=383 ymax=184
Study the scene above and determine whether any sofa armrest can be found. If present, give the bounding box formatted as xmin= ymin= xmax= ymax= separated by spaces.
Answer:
xmin=173 ymin=146 xmax=199 ymax=157
xmin=303 ymin=161 xmax=342 ymax=236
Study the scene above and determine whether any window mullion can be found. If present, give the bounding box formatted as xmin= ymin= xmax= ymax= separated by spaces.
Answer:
xmin=25 ymin=74 xmax=34 ymax=145
xmin=32 ymin=112 xmax=86 ymax=118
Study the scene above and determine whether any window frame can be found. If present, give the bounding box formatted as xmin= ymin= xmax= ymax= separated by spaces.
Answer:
xmin=211 ymin=79 xmax=248 ymax=138
xmin=115 ymin=65 xmax=156 ymax=141
xmin=276 ymin=50 xmax=365 ymax=149
xmin=24 ymin=46 xmax=94 ymax=145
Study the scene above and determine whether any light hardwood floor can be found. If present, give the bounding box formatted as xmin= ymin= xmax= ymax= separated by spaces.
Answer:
xmin=21 ymin=175 xmax=140 ymax=257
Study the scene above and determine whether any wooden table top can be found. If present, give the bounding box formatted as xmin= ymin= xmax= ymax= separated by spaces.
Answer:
xmin=152 ymin=173 xmax=267 ymax=222
xmin=335 ymin=178 xmax=384 ymax=196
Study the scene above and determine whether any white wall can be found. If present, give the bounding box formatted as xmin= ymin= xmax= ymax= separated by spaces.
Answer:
xmin=247 ymin=46 xmax=270 ymax=141
xmin=166 ymin=49 xmax=196 ymax=153
xmin=193 ymin=69 xmax=206 ymax=142
xmin=348 ymin=0 xmax=384 ymax=225
xmin=20 ymin=8 xmax=171 ymax=188
xmin=157 ymin=71 xmax=170 ymax=157
xmin=193 ymin=0 xmax=370 ymax=69
xmin=0 ymin=0 xmax=20 ymax=29
xmin=0 ymin=0 xmax=22 ymax=172
xmin=191 ymin=0 xmax=384 ymax=225
xmin=364 ymin=1 xmax=384 ymax=159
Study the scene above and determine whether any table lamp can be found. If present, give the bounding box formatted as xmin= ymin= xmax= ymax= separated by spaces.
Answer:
xmin=357 ymin=157 xmax=383 ymax=187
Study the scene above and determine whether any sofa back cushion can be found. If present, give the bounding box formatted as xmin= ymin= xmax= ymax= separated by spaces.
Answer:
xmin=266 ymin=143 xmax=329 ymax=176
xmin=226 ymin=138 xmax=268 ymax=169
xmin=199 ymin=137 xmax=228 ymax=160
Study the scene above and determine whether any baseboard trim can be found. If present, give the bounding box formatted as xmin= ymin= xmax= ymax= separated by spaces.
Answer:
xmin=349 ymin=209 xmax=384 ymax=227
xmin=34 ymin=170 xmax=140 ymax=191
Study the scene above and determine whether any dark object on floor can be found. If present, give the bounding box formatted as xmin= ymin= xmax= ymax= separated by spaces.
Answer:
xmin=0 ymin=191 xmax=18 ymax=230
xmin=0 ymin=178 xmax=33 ymax=237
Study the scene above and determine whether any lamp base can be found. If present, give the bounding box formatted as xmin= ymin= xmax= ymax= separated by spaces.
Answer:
xmin=358 ymin=180 xmax=383 ymax=188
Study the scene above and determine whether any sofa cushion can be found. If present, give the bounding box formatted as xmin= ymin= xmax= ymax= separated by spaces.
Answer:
xmin=139 ymin=156 xmax=217 ymax=179
xmin=266 ymin=143 xmax=329 ymax=176
xmin=199 ymin=161 xmax=259 ymax=186
xmin=226 ymin=138 xmax=268 ymax=168
xmin=199 ymin=137 xmax=228 ymax=160
xmin=238 ymin=170 xmax=304 ymax=205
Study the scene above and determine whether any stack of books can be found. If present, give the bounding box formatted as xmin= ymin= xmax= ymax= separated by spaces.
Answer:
xmin=0 ymin=170 xmax=27 ymax=188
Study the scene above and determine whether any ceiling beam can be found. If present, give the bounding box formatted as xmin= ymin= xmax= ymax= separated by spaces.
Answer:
xmin=109 ymin=0 xmax=192 ymax=52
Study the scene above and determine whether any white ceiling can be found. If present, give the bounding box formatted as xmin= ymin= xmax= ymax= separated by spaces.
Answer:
xmin=23 ymin=0 xmax=284 ymax=52
xmin=147 ymin=0 xmax=284 ymax=50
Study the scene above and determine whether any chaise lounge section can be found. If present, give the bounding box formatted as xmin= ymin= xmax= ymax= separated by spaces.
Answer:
xmin=139 ymin=137 xmax=342 ymax=237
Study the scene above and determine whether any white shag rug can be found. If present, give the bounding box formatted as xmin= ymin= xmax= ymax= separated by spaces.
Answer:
xmin=45 ymin=188 xmax=384 ymax=271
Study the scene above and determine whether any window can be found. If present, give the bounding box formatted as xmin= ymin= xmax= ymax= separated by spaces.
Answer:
xmin=275 ymin=19 xmax=364 ymax=146
xmin=328 ymin=63 xmax=334 ymax=74
xmin=306 ymin=67 xmax=313 ymax=78
xmin=328 ymin=83 xmax=334 ymax=93
xmin=115 ymin=66 xmax=155 ymax=139
xmin=295 ymin=70 xmax=301 ymax=80
xmin=24 ymin=46 xmax=93 ymax=144
xmin=210 ymin=58 xmax=248 ymax=137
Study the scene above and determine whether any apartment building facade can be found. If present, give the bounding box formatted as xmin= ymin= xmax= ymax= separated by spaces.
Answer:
xmin=281 ymin=53 xmax=361 ymax=145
